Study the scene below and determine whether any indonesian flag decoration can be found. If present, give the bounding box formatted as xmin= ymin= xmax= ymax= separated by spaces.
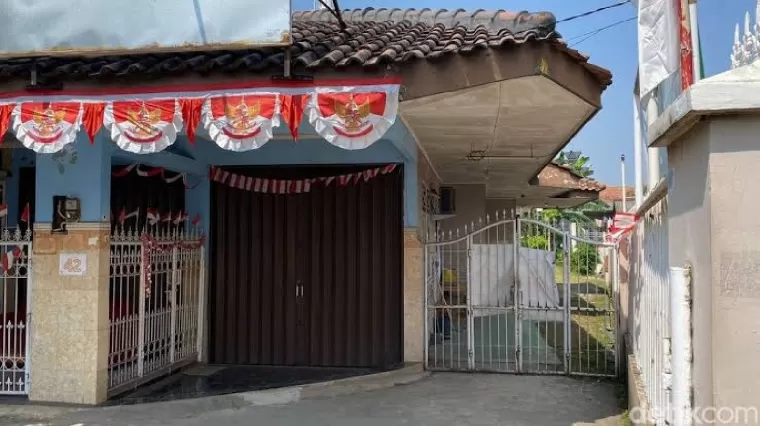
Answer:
xmin=119 ymin=207 xmax=140 ymax=226
xmin=173 ymin=211 xmax=188 ymax=225
xmin=146 ymin=208 xmax=160 ymax=226
xmin=307 ymin=88 xmax=399 ymax=150
xmin=210 ymin=164 xmax=398 ymax=195
xmin=191 ymin=214 xmax=202 ymax=227
xmin=12 ymin=102 xmax=82 ymax=153
xmin=161 ymin=211 xmax=173 ymax=224
xmin=2 ymin=247 xmax=22 ymax=274
xmin=0 ymin=204 xmax=7 ymax=218
xmin=104 ymin=100 xmax=183 ymax=154
xmin=202 ymin=94 xmax=280 ymax=152
xmin=606 ymin=212 xmax=639 ymax=242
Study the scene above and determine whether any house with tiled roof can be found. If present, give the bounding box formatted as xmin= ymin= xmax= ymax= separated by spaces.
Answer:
xmin=600 ymin=186 xmax=635 ymax=211
xmin=0 ymin=4 xmax=611 ymax=404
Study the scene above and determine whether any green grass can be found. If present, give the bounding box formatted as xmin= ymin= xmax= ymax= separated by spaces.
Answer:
xmin=539 ymin=265 xmax=616 ymax=375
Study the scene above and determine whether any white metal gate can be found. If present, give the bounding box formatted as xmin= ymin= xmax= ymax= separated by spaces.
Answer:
xmin=0 ymin=229 xmax=32 ymax=395
xmin=425 ymin=214 xmax=619 ymax=377
xmin=108 ymin=228 xmax=205 ymax=396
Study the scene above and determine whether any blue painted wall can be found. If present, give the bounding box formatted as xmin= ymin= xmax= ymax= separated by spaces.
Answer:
xmin=34 ymin=133 xmax=111 ymax=223
xmin=27 ymin=120 xmax=419 ymax=227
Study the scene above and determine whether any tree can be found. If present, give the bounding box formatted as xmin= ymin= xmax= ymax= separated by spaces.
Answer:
xmin=555 ymin=150 xmax=594 ymax=178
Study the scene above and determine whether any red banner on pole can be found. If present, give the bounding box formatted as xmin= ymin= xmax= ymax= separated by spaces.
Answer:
xmin=678 ymin=0 xmax=694 ymax=91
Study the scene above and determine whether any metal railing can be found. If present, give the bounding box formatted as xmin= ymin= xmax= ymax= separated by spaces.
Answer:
xmin=0 ymin=229 xmax=32 ymax=395
xmin=108 ymin=227 xmax=205 ymax=396
xmin=425 ymin=212 xmax=619 ymax=377
xmin=625 ymin=186 xmax=670 ymax=425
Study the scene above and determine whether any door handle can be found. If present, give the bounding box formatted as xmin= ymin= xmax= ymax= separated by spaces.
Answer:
xmin=296 ymin=280 xmax=304 ymax=298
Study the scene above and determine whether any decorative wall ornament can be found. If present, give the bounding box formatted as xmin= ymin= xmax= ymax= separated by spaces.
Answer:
xmin=51 ymin=144 xmax=78 ymax=175
xmin=0 ymin=79 xmax=401 ymax=154
xmin=731 ymin=1 xmax=760 ymax=69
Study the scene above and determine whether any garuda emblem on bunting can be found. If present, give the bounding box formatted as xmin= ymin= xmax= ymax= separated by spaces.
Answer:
xmin=104 ymin=100 xmax=182 ymax=154
xmin=12 ymin=102 xmax=82 ymax=153
xmin=202 ymin=94 xmax=279 ymax=152
xmin=307 ymin=89 xmax=399 ymax=150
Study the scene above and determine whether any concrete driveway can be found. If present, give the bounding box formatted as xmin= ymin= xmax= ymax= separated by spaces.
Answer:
xmin=2 ymin=373 xmax=625 ymax=426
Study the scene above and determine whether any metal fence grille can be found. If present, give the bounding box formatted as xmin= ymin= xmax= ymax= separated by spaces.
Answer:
xmin=108 ymin=227 xmax=205 ymax=397
xmin=425 ymin=214 xmax=619 ymax=377
xmin=0 ymin=229 xmax=32 ymax=395
xmin=627 ymin=195 xmax=669 ymax=424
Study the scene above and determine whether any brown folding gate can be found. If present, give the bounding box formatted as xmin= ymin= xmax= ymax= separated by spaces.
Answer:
xmin=210 ymin=165 xmax=403 ymax=369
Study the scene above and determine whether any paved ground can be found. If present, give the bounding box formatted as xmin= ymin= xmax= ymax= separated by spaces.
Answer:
xmin=1 ymin=373 xmax=625 ymax=426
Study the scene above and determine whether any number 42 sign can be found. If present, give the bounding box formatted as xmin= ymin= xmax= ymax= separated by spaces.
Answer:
xmin=59 ymin=253 xmax=87 ymax=276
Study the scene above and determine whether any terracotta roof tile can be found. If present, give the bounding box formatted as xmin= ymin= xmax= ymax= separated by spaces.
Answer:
xmin=599 ymin=186 xmax=634 ymax=203
xmin=0 ymin=8 xmax=611 ymax=86
xmin=539 ymin=162 xmax=606 ymax=192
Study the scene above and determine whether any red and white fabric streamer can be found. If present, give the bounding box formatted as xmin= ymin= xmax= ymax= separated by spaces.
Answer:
xmin=140 ymin=232 xmax=204 ymax=298
xmin=2 ymin=247 xmax=23 ymax=273
xmin=0 ymin=80 xmax=400 ymax=154
xmin=605 ymin=212 xmax=639 ymax=242
xmin=112 ymin=163 xmax=200 ymax=189
xmin=306 ymin=89 xmax=399 ymax=150
xmin=210 ymin=164 xmax=398 ymax=195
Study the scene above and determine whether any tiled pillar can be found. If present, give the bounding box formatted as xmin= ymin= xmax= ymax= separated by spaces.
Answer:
xmin=29 ymin=134 xmax=111 ymax=404
xmin=30 ymin=223 xmax=111 ymax=404
xmin=403 ymin=228 xmax=424 ymax=363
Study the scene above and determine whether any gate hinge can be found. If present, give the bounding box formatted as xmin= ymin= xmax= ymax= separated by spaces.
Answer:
xmin=467 ymin=248 xmax=472 ymax=258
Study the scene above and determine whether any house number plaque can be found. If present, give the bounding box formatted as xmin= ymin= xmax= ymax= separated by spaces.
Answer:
xmin=59 ymin=253 xmax=87 ymax=276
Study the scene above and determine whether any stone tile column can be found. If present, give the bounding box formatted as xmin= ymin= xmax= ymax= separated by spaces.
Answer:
xmin=28 ymin=134 xmax=111 ymax=404
xmin=30 ymin=223 xmax=111 ymax=404
xmin=403 ymin=228 xmax=424 ymax=363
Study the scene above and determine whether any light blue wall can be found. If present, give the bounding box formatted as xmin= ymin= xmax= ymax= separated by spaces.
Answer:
xmin=29 ymin=120 xmax=419 ymax=227
xmin=34 ymin=133 xmax=111 ymax=223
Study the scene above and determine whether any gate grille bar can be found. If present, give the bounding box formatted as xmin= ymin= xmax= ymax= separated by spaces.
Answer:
xmin=424 ymin=213 xmax=619 ymax=377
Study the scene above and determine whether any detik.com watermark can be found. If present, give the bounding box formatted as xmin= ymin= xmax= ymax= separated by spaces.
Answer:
xmin=628 ymin=405 xmax=759 ymax=424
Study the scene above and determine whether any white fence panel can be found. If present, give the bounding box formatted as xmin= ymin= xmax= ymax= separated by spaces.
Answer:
xmin=0 ymin=229 xmax=33 ymax=395
xmin=627 ymin=195 xmax=670 ymax=425
xmin=108 ymin=227 xmax=204 ymax=397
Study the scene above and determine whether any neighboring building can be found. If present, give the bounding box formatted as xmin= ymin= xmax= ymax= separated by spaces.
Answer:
xmin=0 ymin=6 xmax=611 ymax=404
xmin=599 ymin=186 xmax=636 ymax=211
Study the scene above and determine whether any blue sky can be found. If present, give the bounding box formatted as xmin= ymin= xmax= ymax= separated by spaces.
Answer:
xmin=294 ymin=0 xmax=751 ymax=186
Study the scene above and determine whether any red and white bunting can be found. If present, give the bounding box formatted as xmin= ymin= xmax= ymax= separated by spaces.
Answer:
xmin=202 ymin=93 xmax=280 ymax=152
xmin=306 ymin=87 xmax=399 ymax=150
xmin=104 ymin=100 xmax=183 ymax=154
xmin=0 ymin=204 xmax=7 ymax=218
xmin=605 ymin=212 xmax=639 ymax=242
xmin=118 ymin=207 xmax=140 ymax=225
xmin=173 ymin=211 xmax=188 ymax=225
xmin=112 ymin=163 xmax=198 ymax=189
xmin=12 ymin=102 xmax=83 ymax=153
xmin=2 ymin=247 xmax=22 ymax=273
xmin=191 ymin=214 xmax=202 ymax=227
xmin=210 ymin=164 xmax=398 ymax=195
xmin=146 ymin=208 xmax=160 ymax=226
xmin=0 ymin=80 xmax=400 ymax=154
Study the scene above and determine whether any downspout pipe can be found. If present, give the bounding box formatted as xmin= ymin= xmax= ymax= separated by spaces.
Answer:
xmin=669 ymin=265 xmax=693 ymax=425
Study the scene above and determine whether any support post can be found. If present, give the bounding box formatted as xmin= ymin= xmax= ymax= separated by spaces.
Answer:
xmin=669 ymin=265 xmax=693 ymax=426
xmin=646 ymin=93 xmax=661 ymax=190
xmin=29 ymin=134 xmax=111 ymax=404
xmin=633 ymin=96 xmax=644 ymax=206
xmin=689 ymin=0 xmax=701 ymax=83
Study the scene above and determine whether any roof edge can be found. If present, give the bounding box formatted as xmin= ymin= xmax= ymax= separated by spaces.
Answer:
xmin=294 ymin=8 xmax=558 ymax=34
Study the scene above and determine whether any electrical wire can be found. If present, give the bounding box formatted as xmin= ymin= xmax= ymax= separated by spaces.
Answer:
xmin=556 ymin=0 xmax=632 ymax=25
xmin=568 ymin=16 xmax=637 ymax=47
